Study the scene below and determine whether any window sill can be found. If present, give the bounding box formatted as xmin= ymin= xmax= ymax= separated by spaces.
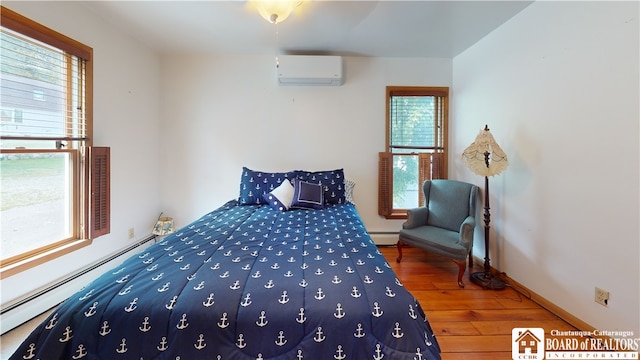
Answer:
xmin=0 ymin=239 xmax=92 ymax=279
xmin=383 ymin=211 xmax=409 ymax=220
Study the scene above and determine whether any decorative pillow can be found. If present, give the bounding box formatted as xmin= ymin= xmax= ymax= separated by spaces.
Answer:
xmin=290 ymin=178 xmax=324 ymax=210
xmin=238 ymin=167 xmax=298 ymax=205
xmin=262 ymin=179 xmax=294 ymax=211
xmin=344 ymin=178 xmax=356 ymax=204
xmin=297 ymin=168 xmax=346 ymax=204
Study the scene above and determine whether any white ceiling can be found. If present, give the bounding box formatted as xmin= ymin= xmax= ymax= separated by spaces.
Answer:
xmin=82 ymin=1 xmax=533 ymax=58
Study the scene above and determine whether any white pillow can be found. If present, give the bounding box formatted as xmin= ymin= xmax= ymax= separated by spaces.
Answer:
xmin=263 ymin=179 xmax=295 ymax=211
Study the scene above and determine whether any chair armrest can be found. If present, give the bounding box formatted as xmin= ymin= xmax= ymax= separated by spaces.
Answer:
xmin=458 ymin=216 xmax=476 ymax=248
xmin=403 ymin=207 xmax=429 ymax=229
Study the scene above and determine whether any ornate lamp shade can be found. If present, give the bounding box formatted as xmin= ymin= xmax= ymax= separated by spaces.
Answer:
xmin=153 ymin=217 xmax=175 ymax=236
xmin=461 ymin=125 xmax=509 ymax=177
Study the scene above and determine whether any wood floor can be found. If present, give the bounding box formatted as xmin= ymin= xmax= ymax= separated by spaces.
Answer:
xmin=379 ymin=245 xmax=577 ymax=360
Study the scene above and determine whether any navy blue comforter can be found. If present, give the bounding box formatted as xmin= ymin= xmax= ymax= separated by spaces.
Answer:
xmin=11 ymin=201 xmax=441 ymax=359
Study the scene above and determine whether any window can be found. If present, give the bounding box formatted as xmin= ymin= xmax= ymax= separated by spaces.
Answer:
xmin=378 ymin=86 xmax=448 ymax=219
xmin=0 ymin=6 xmax=108 ymax=278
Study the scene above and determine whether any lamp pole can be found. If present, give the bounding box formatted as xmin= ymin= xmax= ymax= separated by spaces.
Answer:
xmin=470 ymin=151 xmax=506 ymax=290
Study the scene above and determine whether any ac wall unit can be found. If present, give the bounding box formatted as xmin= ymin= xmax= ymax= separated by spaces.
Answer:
xmin=277 ymin=55 xmax=343 ymax=86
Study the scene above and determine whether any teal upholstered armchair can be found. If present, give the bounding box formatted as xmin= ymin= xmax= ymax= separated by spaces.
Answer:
xmin=397 ymin=180 xmax=479 ymax=288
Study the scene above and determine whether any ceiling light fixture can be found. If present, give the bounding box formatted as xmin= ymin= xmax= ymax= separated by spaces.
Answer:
xmin=250 ymin=0 xmax=303 ymax=24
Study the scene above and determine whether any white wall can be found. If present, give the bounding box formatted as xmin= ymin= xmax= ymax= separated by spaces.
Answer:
xmin=159 ymin=56 xmax=452 ymax=233
xmin=1 ymin=2 xmax=162 ymax=311
xmin=452 ymin=1 xmax=639 ymax=332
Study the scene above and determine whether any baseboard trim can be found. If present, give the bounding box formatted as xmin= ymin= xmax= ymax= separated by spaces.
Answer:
xmin=369 ymin=232 xmax=398 ymax=245
xmin=472 ymin=256 xmax=596 ymax=332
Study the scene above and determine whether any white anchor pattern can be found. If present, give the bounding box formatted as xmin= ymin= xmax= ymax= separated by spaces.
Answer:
xmin=10 ymin=200 xmax=440 ymax=359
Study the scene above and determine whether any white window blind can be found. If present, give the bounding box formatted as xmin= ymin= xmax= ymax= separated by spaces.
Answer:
xmin=1 ymin=28 xmax=87 ymax=144
xmin=388 ymin=88 xmax=446 ymax=153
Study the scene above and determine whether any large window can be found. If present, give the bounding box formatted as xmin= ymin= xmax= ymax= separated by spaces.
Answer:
xmin=378 ymin=86 xmax=448 ymax=219
xmin=0 ymin=6 xmax=108 ymax=278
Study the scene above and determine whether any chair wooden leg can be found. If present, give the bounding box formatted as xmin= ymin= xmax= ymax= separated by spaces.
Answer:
xmin=453 ymin=259 xmax=466 ymax=288
xmin=468 ymin=249 xmax=473 ymax=268
xmin=396 ymin=241 xmax=404 ymax=263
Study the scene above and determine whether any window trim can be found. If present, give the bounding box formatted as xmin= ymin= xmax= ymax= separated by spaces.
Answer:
xmin=0 ymin=6 xmax=97 ymax=279
xmin=0 ymin=7 xmax=91 ymax=60
xmin=379 ymin=86 xmax=449 ymax=219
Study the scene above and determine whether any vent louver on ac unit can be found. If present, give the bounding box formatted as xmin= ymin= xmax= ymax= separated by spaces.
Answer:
xmin=277 ymin=55 xmax=343 ymax=86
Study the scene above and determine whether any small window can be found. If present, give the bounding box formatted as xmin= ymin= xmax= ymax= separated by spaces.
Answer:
xmin=378 ymin=86 xmax=449 ymax=219
xmin=32 ymin=89 xmax=45 ymax=101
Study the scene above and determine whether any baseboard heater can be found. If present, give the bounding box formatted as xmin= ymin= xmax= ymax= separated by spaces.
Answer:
xmin=369 ymin=231 xmax=399 ymax=246
xmin=0 ymin=235 xmax=156 ymax=335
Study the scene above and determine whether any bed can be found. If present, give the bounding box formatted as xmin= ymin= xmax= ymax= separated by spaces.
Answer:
xmin=10 ymin=168 xmax=441 ymax=360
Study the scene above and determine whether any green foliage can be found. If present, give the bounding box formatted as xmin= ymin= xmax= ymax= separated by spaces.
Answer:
xmin=390 ymin=96 xmax=435 ymax=148
xmin=1 ymin=31 xmax=62 ymax=84
xmin=390 ymin=96 xmax=435 ymax=207
xmin=392 ymin=155 xmax=418 ymax=208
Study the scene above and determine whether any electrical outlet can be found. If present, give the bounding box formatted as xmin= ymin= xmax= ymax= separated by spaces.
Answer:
xmin=595 ymin=287 xmax=609 ymax=306
xmin=128 ymin=227 xmax=135 ymax=240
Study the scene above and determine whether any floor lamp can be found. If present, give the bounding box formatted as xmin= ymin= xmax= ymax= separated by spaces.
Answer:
xmin=461 ymin=125 xmax=509 ymax=290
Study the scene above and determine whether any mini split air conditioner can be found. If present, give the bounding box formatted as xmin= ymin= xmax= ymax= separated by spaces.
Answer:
xmin=277 ymin=55 xmax=343 ymax=86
